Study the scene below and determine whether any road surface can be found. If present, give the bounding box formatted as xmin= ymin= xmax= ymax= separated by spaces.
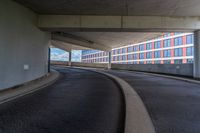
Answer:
xmin=0 ymin=67 xmax=125 ymax=133
xmin=105 ymin=70 xmax=200 ymax=133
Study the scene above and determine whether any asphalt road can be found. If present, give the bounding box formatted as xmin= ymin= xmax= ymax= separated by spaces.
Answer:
xmin=0 ymin=67 xmax=125 ymax=133
xmin=104 ymin=70 xmax=200 ymax=133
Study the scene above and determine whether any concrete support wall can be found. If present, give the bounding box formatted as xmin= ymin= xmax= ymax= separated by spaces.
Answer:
xmin=0 ymin=0 xmax=51 ymax=90
xmin=51 ymin=61 xmax=108 ymax=68
xmin=51 ymin=61 xmax=193 ymax=77
xmin=111 ymin=64 xmax=193 ymax=77
xmin=194 ymin=30 xmax=200 ymax=79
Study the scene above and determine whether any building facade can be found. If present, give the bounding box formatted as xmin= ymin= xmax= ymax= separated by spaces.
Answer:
xmin=82 ymin=33 xmax=194 ymax=64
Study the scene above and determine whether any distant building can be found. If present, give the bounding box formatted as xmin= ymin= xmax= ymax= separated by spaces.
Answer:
xmin=82 ymin=33 xmax=194 ymax=64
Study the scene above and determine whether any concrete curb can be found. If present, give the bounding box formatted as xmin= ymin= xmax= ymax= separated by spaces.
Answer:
xmin=0 ymin=70 xmax=60 ymax=104
xmin=82 ymin=68 xmax=156 ymax=133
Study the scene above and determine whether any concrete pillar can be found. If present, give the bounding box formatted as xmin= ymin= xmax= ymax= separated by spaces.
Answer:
xmin=194 ymin=30 xmax=200 ymax=79
xmin=68 ymin=50 xmax=72 ymax=66
xmin=48 ymin=48 xmax=51 ymax=73
xmin=108 ymin=51 xmax=112 ymax=69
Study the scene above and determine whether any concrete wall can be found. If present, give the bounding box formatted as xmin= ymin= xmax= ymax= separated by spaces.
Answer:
xmin=71 ymin=62 xmax=108 ymax=68
xmin=112 ymin=64 xmax=193 ymax=77
xmin=0 ymin=0 xmax=51 ymax=90
xmin=51 ymin=61 xmax=193 ymax=77
xmin=51 ymin=61 xmax=108 ymax=68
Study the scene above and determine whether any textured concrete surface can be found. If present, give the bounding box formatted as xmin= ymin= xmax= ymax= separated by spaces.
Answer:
xmin=91 ymin=69 xmax=155 ymax=133
xmin=14 ymin=0 xmax=200 ymax=16
xmin=0 ymin=67 xmax=125 ymax=133
xmin=51 ymin=61 xmax=108 ymax=68
xmin=0 ymin=0 xmax=50 ymax=90
xmin=0 ymin=70 xmax=59 ymax=104
xmin=104 ymin=70 xmax=200 ymax=133
xmin=112 ymin=63 xmax=193 ymax=77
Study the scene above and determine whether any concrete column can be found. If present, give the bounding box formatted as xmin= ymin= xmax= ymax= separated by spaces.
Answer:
xmin=108 ymin=51 xmax=112 ymax=69
xmin=68 ymin=50 xmax=72 ymax=66
xmin=194 ymin=30 xmax=200 ymax=79
xmin=48 ymin=48 xmax=51 ymax=73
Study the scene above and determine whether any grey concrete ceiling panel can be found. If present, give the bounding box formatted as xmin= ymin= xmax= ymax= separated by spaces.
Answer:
xmin=15 ymin=0 xmax=200 ymax=16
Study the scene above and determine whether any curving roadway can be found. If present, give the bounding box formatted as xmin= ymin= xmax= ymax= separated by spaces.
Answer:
xmin=0 ymin=67 xmax=125 ymax=133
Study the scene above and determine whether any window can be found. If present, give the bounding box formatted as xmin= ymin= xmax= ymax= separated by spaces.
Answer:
xmin=127 ymin=62 xmax=132 ymax=64
xmin=154 ymin=60 xmax=161 ymax=64
xmin=122 ymin=48 xmax=126 ymax=53
xmin=163 ymin=50 xmax=171 ymax=57
xmin=106 ymin=57 xmax=108 ymax=62
xmin=133 ymin=46 xmax=139 ymax=51
xmin=139 ymin=61 xmax=145 ymax=64
xmin=117 ymin=56 xmax=120 ymax=61
xmin=146 ymin=52 xmax=152 ymax=59
xmin=186 ymin=47 xmax=194 ymax=56
xmin=154 ymin=41 xmax=161 ymax=49
xmin=113 ymin=56 xmax=116 ymax=61
xmin=146 ymin=43 xmax=152 ymax=50
xmin=174 ymin=32 xmax=182 ymax=35
xmin=139 ymin=53 xmax=144 ymax=59
xmin=117 ymin=49 xmax=121 ymax=54
xmin=127 ymin=47 xmax=133 ymax=53
xmin=186 ymin=35 xmax=194 ymax=44
xmin=164 ymin=33 xmax=171 ymax=37
xmin=139 ymin=44 xmax=145 ymax=51
xmin=122 ymin=55 xmax=126 ymax=60
xmin=164 ymin=39 xmax=171 ymax=47
xmin=133 ymin=61 xmax=138 ymax=64
xmin=163 ymin=60 xmax=171 ymax=64
xmin=112 ymin=50 xmax=116 ymax=55
xmin=146 ymin=61 xmax=152 ymax=64
xmin=154 ymin=51 xmax=161 ymax=58
xmin=174 ymin=37 xmax=183 ymax=46
xmin=174 ymin=48 xmax=183 ymax=57
xmin=128 ymin=54 xmax=132 ymax=60
xmin=174 ymin=59 xmax=183 ymax=64
xmin=133 ymin=54 xmax=138 ymax=60
xmin=187 ymin=59 xmax=194 ymax=64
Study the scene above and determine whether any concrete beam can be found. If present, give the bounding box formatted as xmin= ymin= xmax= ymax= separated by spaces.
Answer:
xmin=51 ymin=40 xmax=71 ymax=52
xmin=52 ymin=33 xmax=111 ymax=51
xmin=38 ymin=15 xmax=200 ymax=32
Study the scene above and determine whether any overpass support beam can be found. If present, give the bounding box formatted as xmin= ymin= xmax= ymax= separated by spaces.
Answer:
xmin=194 ymin=30 xmax=200 ymax=79
xmin=68 ymin=50 xmax=72 ymax=66
xmin=108 ymin=51 xmax=112 ymax=69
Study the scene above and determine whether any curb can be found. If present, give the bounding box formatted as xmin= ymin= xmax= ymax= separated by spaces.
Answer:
xmin=81 ymin=68 xmax=156 ymax=133
xmin=0 ymin=70 xmax=60 ymax=104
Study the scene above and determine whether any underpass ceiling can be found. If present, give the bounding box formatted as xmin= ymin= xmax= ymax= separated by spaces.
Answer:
xmin=14 ymin=0 xmax=193 ymax=50
xmin=15 ymin=0 xmax=200 ymax=16
xmin=66 ymin=32 xmax=163 ymax=49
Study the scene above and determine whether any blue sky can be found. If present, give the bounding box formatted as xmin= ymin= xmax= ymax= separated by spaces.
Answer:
xmin=50 ymin=48 xmax=82 ymax=62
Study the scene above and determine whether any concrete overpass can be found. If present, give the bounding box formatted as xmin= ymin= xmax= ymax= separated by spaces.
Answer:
xmin=2 ymin=0 xmax=200 ymax=132
xmin=1 ymin=0 xmax=200 ymax=90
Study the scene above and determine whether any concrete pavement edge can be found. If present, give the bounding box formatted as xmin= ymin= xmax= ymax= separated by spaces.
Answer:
xmin=82 ymin=68 xmax=156 ymax=133
xmin=0 ymin=69 xmax=60 ymax=104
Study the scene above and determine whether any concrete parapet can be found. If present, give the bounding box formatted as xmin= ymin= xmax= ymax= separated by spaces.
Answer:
xmin=111 ymin=64 xmax=193 ymax=77
xmin=51 ymin=61 xmax=108 ymax=68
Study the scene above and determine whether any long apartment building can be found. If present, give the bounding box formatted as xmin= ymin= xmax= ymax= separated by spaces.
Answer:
xmin=82 ymin=33 xmax=194 ymax=64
